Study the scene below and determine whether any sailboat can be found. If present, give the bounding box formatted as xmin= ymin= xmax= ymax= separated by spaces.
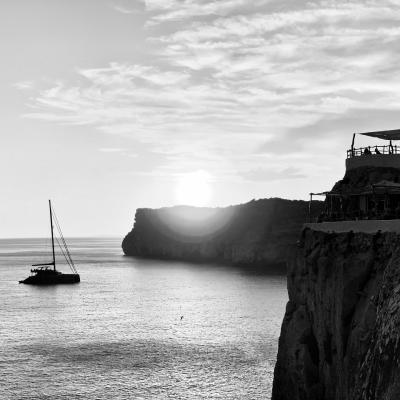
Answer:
xmin=19 ymin=200 xmax=80 ymax=285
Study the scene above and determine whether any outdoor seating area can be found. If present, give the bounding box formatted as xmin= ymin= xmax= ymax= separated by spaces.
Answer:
xmin=347 ymin=128 xmax=400 ymax=158
xmin=315 ymin=201 xmax=400 ymax=223
xmin=345 ymin=129 xmax=400 ymax=171
xmin=310 ymin=184 xmax=400 ymax=223
xmin=310 ymin=128 xmax=400 ymax=223
xmin=347 ymin=144 xmax=400 ymax=158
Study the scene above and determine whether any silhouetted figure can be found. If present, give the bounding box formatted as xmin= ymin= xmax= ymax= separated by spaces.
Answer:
xmin=180 ymin=316 xmax=184 ymax=321
xmin=364 ymin=147 xmax=371 ymax=155
xmin=375 ymin=147 xmax=381 ymax=154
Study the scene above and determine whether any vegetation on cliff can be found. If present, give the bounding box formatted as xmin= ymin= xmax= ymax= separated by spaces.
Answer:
xmin=122 ymin=198 xmax=323 ymax=271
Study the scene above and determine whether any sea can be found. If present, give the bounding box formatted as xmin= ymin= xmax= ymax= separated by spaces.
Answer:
xmin=0 ymin=238 xmax=287 ymax=400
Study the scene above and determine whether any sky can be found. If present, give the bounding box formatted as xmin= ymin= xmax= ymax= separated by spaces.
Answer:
xmin=2 ymin=0 xmax=400 ymax=238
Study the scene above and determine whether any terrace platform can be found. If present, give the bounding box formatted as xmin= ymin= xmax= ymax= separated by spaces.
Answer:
xmin=304 ymin=219 xmax=400 ymax=233
xmin=346 ymin=148 xmax=400 ymax=171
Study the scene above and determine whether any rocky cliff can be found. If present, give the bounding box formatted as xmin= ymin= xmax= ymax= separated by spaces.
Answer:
xmin=272 ymin=227 xmax=400 ymax=400
xmin=122 ymin=198 xmax=323 ymax=271
xmin=332 ymin=166 xmax=400 ymax=194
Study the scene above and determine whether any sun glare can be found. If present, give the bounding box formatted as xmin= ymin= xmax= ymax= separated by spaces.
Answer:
xmin=175 ymin=171 xmax=213 ymax=207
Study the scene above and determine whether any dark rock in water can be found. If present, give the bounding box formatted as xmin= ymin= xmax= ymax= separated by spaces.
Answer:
xmin=272 ymin=228 xmax=400 ymax=400
xmin=122 ymin=198 xmax=323 ymax=272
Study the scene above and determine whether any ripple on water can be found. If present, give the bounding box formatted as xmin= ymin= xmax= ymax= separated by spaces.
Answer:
xmin=0 ymin=238 xmax=287 ymax=400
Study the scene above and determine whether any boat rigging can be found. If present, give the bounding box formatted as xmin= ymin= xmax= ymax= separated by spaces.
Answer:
xmin=19 ymin=200 xmax=80 ymax=285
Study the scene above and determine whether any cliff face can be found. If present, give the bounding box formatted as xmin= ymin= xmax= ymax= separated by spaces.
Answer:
xmin=272 ymin=228 xmax=400 ymax=400
xmin=122 ymin=198 xmax=323 ymax=271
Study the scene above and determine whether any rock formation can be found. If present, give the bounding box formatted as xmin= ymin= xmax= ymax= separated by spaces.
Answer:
xmin=273 ymin=163 xmax=400 ymax=399
xmin=122 ymin=198 xmax=323 ymax=272
xmin=272 ymin=228 xmax=400 ymax=400
xmin=332 ymin=166 xmax=400 ymax=194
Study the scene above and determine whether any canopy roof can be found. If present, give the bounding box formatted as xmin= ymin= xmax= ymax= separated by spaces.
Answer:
xmin=313 ymin=182 xmax=400 ymax=197
xmin=372 ymin=180 xmax=400 ymax=188
xmin=358 ymin=129 xmax=400 ymax=141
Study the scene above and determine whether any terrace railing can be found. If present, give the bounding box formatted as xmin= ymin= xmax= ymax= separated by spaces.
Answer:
xmin=314 ymin=209 xmax=400 ymax=223
xmin=347 ymin=145 xmax=400 ymax=158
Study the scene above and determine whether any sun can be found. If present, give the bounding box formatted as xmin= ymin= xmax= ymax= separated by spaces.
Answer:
xmin=175 ymin=170 xmax=213 ymax=207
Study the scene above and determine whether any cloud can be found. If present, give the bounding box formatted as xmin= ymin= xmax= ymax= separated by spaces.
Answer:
xmin=113 ymin=5 xmax=136 ymax=14
xmin=98 ymin=147 xmax=125 ymax=152
xmin=240 ymin=167 xmax=305 ymax=182
xmin=21 ymin=0 xmax=400 ymax=183
xmin=144 ymin=0 xmax=268 ymax=24
xmin=111 ymin=0 xmax=145 ymax=14
xmin=79 ymin=63 xmax=189 ymax=86
xmin=14 ymin=80 xmax=34 ymax=90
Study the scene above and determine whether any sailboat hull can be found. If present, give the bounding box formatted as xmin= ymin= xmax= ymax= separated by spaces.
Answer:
xmin=19 ymin=201 xmax=80 ymax=285
xmin=19 ymin=270 xmax=80 ymax=285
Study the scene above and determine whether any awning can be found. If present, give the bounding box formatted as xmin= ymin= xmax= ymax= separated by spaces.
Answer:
xmin=358 ymin=129 xmax=400 ymax=141
xmin=310 ymin=192 xmax=328 ymax=196
xmin=373 ymin=180 xmax=400 ymax=188
xmin=310 ymin=192 xmax=341 ymax=197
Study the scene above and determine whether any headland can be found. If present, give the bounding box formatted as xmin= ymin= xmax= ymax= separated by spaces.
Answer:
xmin=122 ymin=198 xmax=323 ymax=273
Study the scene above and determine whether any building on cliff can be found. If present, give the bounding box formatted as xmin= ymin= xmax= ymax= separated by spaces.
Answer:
xmin=309 ymin=129 xmax=400 ymax=224
xmin=272 ymin=129 xmax=400 ymax=400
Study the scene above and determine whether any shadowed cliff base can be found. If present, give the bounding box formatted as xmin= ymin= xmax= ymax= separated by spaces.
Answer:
xmin=272 ymin=228 xmax=400 ymax=400
xmin=122 ymin=198 xmax=323 ymax=274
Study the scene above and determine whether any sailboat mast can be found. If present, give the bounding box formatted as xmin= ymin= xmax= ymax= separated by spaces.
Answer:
xmin=49 ymin=199 xmax=56 ymax=270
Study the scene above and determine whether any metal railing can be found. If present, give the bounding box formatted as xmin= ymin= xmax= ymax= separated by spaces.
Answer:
xmin=313 ymin=209 xmax=400 ymax=222
xmin=347 ymin=145 xmax=400 ymax=158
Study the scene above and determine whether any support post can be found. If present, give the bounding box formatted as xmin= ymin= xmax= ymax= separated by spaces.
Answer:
xmin=49 ymin=199 xmax=56 ymax=270
xmin=309 ymin=193 xmax=312 ymax=222
xmin=351 ymin=133 xmax=356 ymax=156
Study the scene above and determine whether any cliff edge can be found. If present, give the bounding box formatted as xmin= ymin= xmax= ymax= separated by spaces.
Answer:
xmin=122 ymin=198 xmax=323 ymax=271
xmin=272 ymin=228 xmax=400 ymax=400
